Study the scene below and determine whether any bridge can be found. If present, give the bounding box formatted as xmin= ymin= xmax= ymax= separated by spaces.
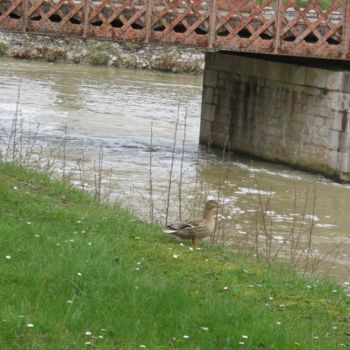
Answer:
xmin=1 ymin=0 xmax=350 ymax=61
xmin=1 ymin=1 xmax=350 ymax=181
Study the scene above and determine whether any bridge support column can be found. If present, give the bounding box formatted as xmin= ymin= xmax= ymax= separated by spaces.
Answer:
xmin=200 ymin=52 xmax=350 ymax=181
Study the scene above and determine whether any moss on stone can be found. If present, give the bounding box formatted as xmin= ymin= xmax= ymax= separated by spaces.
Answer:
xmin=320 ymin=87 xmax=329 ymax=96
xmin=153 ymin=56 xmax=178 ymax=72
xmin=88 ymin=51 xmax=109 ymax=66
xmin=87 ymin=41 xmax=118 ymax=66
xmin=0 ymin=42 xmax=9 ymax=55
xmin=152 ymin=55 xmax=202 ymax=73
xmin=45 ymin=47 xmax=66 ymax=62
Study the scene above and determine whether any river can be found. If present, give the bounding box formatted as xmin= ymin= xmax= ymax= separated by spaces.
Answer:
xmin=0 ymin=58 xmax=349 ymax=285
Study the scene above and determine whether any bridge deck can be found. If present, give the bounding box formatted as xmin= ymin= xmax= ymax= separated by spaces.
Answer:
xmin=0 ymin=0 xmax=349 ymax=60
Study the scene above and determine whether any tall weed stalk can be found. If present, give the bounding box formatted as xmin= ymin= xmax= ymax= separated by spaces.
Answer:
xmin=165 ymin=109 xmax=180 ymax=225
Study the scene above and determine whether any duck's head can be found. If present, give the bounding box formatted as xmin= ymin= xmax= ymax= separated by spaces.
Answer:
xmin=205 ymin=200 xmax=223 ymax=211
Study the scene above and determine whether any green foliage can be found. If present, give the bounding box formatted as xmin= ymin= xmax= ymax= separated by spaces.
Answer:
xmin=0 ymin=162 xmax=349 ymax=349
xmin=87 ymin=42 xmax=114 ymax=66
xmin=257 ymin=0 xmax=331 ymax=10
xmin=296 ymin=0 xmax=331 ymax=9
xmin=88 ymin=51 xmax=109 ymax=66
xmin=0 ymin=42 xmax=8 ymax=56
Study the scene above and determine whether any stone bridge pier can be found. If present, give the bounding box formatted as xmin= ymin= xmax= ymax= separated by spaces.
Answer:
xmin=200 ymin=52 xmax=350 ymax=181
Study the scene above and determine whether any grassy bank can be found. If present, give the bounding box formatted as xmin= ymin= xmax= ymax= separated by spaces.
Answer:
xmin=0 ymin=162 xmax=349 ymax=349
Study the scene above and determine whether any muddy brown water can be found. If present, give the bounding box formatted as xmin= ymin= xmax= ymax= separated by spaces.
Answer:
xmin=0 ymin=58 xmax=349 ymax=285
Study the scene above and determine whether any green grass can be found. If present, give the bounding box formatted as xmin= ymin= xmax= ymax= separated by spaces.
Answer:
xmin=295 ymin=0 xmax=331 ymax=9
xmin=0 ymin=162 xmax=349 ymax=349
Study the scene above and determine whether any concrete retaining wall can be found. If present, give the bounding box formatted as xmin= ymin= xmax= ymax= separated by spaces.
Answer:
xmin=200 ymin=52 xmax=350 ymax=181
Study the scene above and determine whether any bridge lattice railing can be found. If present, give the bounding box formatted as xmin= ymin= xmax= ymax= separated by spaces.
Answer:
xmin=0 ymin=0 xmax=349 ymax=60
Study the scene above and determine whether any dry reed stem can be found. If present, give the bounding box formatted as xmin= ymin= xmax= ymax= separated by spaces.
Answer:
xmin=148 ymin=122 xmax=154 ymax=224
xmin=178 ymin=109 xmax=188 ymax=221
xmin=165 ymin=108 xmax=180 ymax=225
xmin=62 ymin=125 xmax=68 ymax=181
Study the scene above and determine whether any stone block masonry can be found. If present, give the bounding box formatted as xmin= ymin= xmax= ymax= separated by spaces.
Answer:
xmin=200 ymin=52 xmax=350 ymax=181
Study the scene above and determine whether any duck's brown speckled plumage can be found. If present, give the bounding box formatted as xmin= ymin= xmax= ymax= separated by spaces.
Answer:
xmin=164 ymin=200 xmax=223 ymax=244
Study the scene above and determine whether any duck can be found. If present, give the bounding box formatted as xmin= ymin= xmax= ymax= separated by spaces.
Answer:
xmin=163 ymin=200 xmax=223 ymax=245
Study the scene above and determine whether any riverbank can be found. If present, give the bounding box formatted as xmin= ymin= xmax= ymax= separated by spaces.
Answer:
xmin=0 ymin=31 xmax=204 ymax=73
xmin=1 ymin=162 xmax=349 ymax=349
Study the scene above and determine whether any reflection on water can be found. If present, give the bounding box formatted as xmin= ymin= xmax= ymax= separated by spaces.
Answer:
xmin=0 ymin=58 xmax=349 ymax=283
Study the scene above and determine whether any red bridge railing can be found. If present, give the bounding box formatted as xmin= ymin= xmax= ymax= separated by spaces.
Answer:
xmin=0 ymin=0 xmax=349 ymax=60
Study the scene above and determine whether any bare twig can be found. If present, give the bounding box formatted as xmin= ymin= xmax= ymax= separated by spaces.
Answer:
xmin=149 ymin=122 xmax=154 ymax=224
xmin=165 ymin=107 xmax=180 ymax=225
xmin=62 ymin=125 xmax=68 ymax=181
xmin=178 ymin=108 xmax=188 ymax=220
